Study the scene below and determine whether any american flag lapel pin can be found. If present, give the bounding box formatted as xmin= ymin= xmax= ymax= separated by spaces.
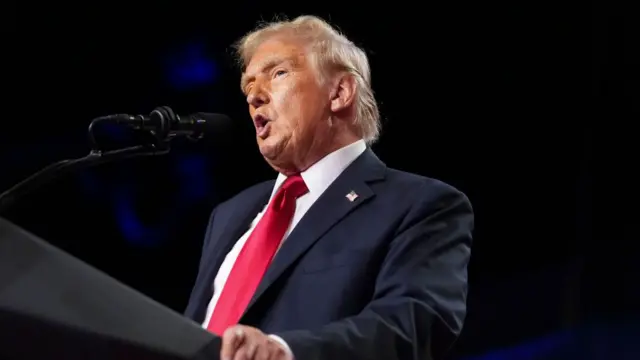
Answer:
xmin=346 ymin=190 xmax=359 ymax=202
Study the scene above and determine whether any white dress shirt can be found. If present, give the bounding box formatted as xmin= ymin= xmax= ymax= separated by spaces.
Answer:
xmin=201 ymin=139 xmax=367 ymax=356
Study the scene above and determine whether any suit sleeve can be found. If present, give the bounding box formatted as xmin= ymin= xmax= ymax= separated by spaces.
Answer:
xmin=275 ymin=185 xmax=474 ymax=360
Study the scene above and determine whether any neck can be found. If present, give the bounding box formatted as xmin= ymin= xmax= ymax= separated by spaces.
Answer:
xmin=279 ymin=131 xmax=361 ymax=176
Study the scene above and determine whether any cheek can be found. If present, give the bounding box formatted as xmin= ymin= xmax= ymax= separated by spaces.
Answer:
xmin=275 ymin=89 xmax=304 ymax=124
xmin=272 ymin=79 xmax=323 ymax=133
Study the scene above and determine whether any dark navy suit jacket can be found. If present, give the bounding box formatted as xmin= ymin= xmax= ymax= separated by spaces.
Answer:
xmin=185 ymin=149 xmax=474 ymax=360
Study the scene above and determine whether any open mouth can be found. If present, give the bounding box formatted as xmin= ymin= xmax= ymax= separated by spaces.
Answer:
xmin=254 ymin=114 xmax=268 ymax=129
xmin=253 ymin=114 xmax=272 ymax=138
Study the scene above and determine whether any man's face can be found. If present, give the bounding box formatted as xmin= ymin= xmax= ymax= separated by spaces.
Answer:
xmin=241 ymin=37 xmax=332 ymax=172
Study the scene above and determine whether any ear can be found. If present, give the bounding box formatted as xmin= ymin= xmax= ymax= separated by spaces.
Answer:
xmin=329 ymin=73 xmax=357 ymax=113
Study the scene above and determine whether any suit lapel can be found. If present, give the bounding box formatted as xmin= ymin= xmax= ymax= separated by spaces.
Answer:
xmin=245 ymin=149 xmax=387 ymax=312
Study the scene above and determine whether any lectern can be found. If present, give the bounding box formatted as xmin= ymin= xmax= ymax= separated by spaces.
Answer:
xmin=0 ymin=217 xmax=220 ymax=360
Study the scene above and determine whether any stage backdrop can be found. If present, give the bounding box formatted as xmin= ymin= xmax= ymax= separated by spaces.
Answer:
xmin=5 ymin=1 xmax=638 ymax=359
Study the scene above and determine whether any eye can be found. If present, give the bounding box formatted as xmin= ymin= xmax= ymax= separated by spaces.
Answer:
xmin=274 ymin=69 xmax=287 ymax=78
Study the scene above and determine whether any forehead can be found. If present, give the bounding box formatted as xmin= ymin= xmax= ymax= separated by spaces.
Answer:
xmin=241 ymin=38 xmax=309 ymax=85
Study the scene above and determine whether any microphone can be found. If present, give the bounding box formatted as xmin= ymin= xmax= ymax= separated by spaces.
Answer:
xmin=0 ymin=106 xmax=232 ymax=214
xmin=100 ymin=106 xmax=232 ymax=140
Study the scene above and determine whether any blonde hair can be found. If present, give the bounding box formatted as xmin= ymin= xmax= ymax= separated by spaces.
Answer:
xmin=234 ymin=15 xmax=381 ymax=144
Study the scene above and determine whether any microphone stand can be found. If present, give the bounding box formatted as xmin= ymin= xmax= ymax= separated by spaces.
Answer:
xmin=0 ymin=117 xmax=171 ymax=215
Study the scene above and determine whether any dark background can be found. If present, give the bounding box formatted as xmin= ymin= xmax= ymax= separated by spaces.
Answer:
xmin=4 ymin=1 xmax=638 ymax=358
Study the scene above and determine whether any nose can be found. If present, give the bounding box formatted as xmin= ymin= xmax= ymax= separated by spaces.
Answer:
xmin=246 ymin=86 xmax=268 ymax=109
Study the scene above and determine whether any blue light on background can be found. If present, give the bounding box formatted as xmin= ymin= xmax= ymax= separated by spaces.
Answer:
xmin=114 ymin=187 xmax=166 ymax=247
xmin=75 ymin=150 xmax=214 ymax=247
xmin=462 ymin=330 xmax=573 ymax=360
xmin=164 ymin=41 xmax=218 ymax=91
xmin=175 ymin=153 xmax=210 ymax=202
xmin=461 ymin=321 xmax=640 ymax=360
xmin=62 ymin=39 xmax=222 ymax=247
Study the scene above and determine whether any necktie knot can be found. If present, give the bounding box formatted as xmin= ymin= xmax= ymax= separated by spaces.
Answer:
xmin=281 ymin=174 xmax=308 ymax=200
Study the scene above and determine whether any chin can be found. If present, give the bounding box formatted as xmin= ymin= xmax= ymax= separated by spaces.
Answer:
xmin=259 ymin=137 xmax=290 ymax=165
xmin=258 ymin=141 xmax=278 ymax=160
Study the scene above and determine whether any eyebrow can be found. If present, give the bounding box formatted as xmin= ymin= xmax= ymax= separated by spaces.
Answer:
xmin=240 ymin=58 xmax=291 ymax=92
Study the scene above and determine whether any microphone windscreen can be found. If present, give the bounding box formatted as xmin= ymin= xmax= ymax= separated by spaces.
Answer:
xmin=191 ymin=113 xmax=233 ymax=137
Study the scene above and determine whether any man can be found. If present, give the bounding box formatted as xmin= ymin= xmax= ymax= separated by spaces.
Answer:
xmin=185 ymin=15 xmax=474 ymax=360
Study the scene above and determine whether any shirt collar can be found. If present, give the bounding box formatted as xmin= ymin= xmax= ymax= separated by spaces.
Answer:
xmin=270 ymin=139 xmax=367 ymax=200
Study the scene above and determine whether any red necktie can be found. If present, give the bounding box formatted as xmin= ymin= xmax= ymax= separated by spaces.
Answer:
xmin=207 ymin=174 xmax=308 ymax=335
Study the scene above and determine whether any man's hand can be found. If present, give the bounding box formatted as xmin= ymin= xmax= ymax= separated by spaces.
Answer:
xmin=220 ymin=325 xmax=291 ymax=360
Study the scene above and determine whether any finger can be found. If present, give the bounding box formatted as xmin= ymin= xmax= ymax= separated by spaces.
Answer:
xmin=245 ymin=342 xmax=258 ymax=359
xmin=221 ymin=327 xmax=245 ymax=360
xmin=265 ymin=338 xmax=287 ymax=360
xmin=235 ymin=336 xmax=267 ymax=360
xmin=234 ymin=341 xmax=257 ymax=360
xmin=255 ymin=342 xmax=273 ymax=360
xmin=233 ymin=347 xmax=250 ymax=360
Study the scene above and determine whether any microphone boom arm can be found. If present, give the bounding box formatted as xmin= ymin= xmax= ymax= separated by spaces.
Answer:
xmin=0 ymin=105 xmax=222 ymax=215
xmin=0 ymin=143 xmax=170 ymax=215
